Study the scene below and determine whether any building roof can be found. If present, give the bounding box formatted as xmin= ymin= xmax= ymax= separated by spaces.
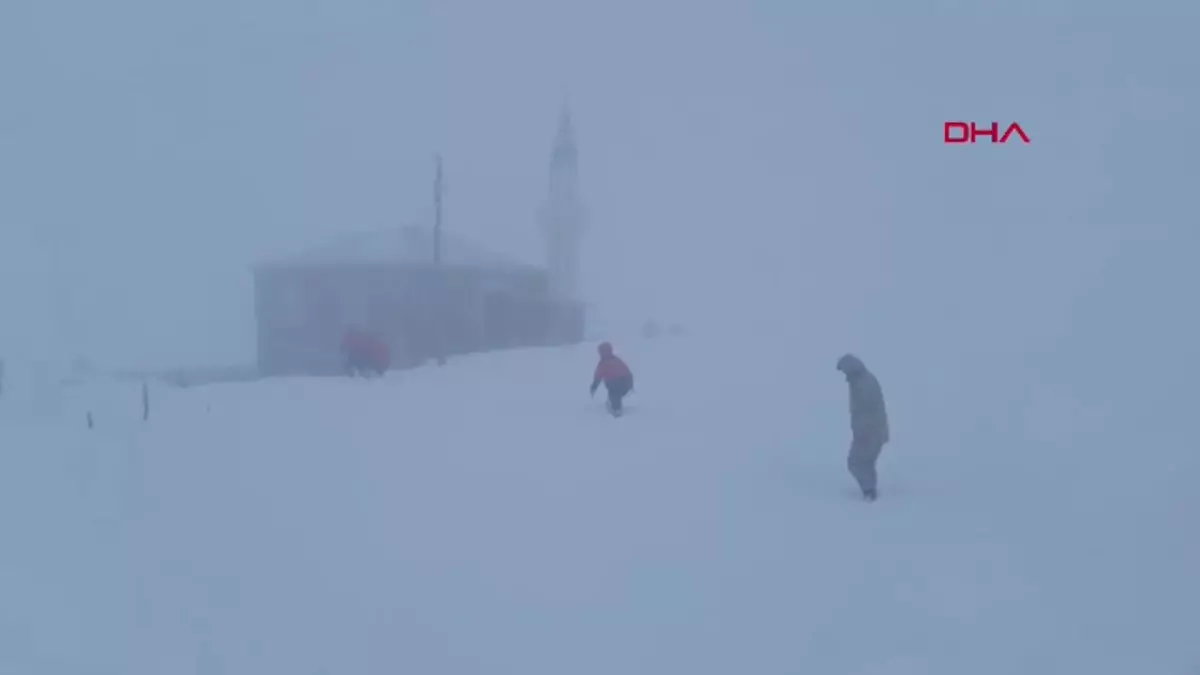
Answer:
xmin=257 ymin=225 xmax=540 ymax=273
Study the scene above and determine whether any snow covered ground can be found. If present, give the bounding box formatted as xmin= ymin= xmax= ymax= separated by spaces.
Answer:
xmin=1 ymin=332 xmax=1197 ymax=674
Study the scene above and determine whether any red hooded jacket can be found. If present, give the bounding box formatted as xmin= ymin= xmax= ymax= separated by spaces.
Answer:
xmin=592 ymin=342 xmax=632 ymax=386
xmin=341 ymin=330 xmax=390 ymax=370
xmin=594 ymin=355 xmax=632 ymax=382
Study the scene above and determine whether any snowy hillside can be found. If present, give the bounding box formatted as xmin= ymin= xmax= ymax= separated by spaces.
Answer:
xmin=1 ymin=334 xmax=1197 ymax=675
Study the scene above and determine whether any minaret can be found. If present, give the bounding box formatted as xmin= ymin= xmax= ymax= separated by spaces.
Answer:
xmin=539 ymin=107 xmax=586 ymax=301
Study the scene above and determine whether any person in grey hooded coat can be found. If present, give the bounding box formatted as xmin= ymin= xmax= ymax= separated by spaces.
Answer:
xmin=837 ymin=354 xmax=889 ymax=501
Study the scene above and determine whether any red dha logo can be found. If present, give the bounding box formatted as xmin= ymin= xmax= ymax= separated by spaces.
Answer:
xmin=944 ymin=122 xmax=1030 ymax=144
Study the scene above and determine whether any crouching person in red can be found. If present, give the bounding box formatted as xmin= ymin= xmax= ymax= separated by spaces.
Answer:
xmin=590 ymin=341 xmax=634 ymax=416
xmin=341 ymin=328 xmax=390 ymax=378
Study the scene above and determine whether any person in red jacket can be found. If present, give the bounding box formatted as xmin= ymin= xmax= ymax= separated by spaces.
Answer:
xmin=590 ymin=341 xmax=634 ymax=416
xmin=341 ymin=328 xmax=390 ymax=377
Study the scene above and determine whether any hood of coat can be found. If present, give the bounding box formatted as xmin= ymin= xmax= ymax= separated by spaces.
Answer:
xmin=836 ymin=353 xmax=868 ymax=378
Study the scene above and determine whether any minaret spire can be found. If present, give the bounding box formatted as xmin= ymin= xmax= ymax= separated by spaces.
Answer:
xmin=539 ymin=105 xmax=586 ymax=301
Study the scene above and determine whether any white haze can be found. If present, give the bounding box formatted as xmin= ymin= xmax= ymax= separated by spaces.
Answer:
xmin=1 ymin=2 xmax=1199 ymax=672
xmin=2 ymin=0 xmax=1197 ymax=413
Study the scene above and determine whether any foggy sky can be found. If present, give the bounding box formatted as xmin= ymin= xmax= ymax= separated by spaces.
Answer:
xmin=1 ymin=0 xmax=1196 ymax=399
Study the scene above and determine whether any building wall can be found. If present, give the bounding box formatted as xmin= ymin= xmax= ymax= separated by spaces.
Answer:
xmin=254 ymin=263 xmax=583 ymax=376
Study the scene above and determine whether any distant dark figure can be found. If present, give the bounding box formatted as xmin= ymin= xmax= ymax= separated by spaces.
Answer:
xmin=341 ymin=329 xmax=390 ymax=377
xmin=590 ymin=342 xmax=634 ymax=416
xmin=837 ymin=354 xmax=889 ymax=501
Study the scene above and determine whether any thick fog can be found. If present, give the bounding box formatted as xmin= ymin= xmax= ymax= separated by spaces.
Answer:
xmin=1 ymin=4 xmax=1198 ymax=670
xmin=2 ymin=0 xmax=1196 ymax=413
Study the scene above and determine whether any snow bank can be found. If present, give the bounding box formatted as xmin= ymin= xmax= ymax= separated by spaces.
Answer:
xmin=0 ymin=335 xmax=1196 ymax=674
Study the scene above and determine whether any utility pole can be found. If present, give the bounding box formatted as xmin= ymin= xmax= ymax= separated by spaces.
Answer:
xmin=433 ymin=154 xmax=446 ymax=365
xmin=434 ymin=154 xmax=443 ymax=265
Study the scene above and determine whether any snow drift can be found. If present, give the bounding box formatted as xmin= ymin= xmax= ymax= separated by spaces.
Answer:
xmin=0 ymin=333 xmax=1196 ymax=674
